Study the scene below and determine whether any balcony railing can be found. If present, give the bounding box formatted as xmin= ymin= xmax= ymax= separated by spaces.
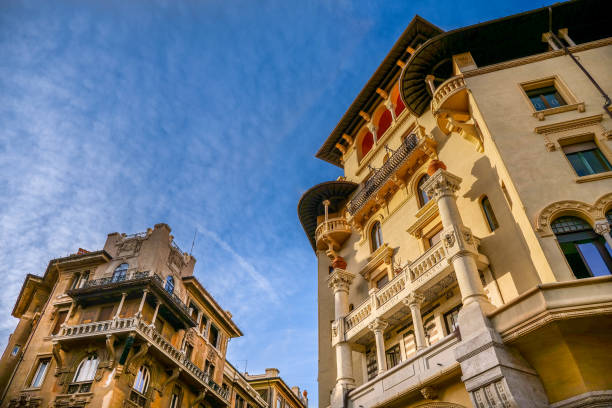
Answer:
xmin=315 ymin=218 xmax=351 ymax=242
xmin=347 ymin=133 xmax=419 ymax=215
xmin=75 ymin=270 xmax=193 ymax=320
xmin=54 ymin=317 xmax=230 ymax=401
xmin=430 ymin=75 xmax=466 ymax=114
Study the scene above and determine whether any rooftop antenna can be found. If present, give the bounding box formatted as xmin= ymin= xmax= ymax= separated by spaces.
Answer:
xmin=189 ymin=229 xmax=197 ymax=255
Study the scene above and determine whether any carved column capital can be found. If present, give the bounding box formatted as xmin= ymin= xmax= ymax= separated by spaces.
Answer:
xmin=368 ymin=318 xmax=388 ymax=333
xmin=402 ymin=292 xmax=425 ymax=307
xmin=421 ymin=169 xmax=462 ymax=201
xmin=327 ymin=269 xmax=355 ymax=293
xmin=594 ymin=220 xmax=611 ymax=236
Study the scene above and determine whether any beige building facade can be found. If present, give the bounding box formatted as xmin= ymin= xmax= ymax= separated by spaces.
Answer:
xmin=243 ymin=368 xmax=308 ymax=408
xmin=0 ymin=224 xmax=298 ymax=408
xmin=298 ymin=1 xmax=612 ymax=407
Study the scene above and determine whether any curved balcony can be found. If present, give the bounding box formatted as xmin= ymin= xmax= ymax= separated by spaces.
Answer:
xmin=430 ymin=75 xmax=467 ymax=115
xmin=315 ymin=217 xmax=352 ymax=250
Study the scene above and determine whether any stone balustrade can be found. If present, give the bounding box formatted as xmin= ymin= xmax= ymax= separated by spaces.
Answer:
xmin=315 ymin=217 xmax=351 ymax=243
xmin=430 ymin=75 xmax=466 ymax=113
xmin=409 ymin=240 xmax=447 ymax=281
xmin=53 ymin=318 xmax=229 ymax=401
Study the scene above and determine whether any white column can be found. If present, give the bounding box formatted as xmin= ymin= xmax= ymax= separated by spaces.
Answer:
xmin=150 ymin=299 xmax=160 ymax=326
xmin=367 ymin=122 xmax=378 ymax=143
xmin=114 ymin=292 xmax=128 ymax=319
xmin=385 ymin=98 xmax=396 ymax=122
xmin=422 ymin=168 xmax=491 ymax=309
xmin=327 ymin=265 xmax=355 ymax=389
xmin=368 ymin=318 xmax=388 ymax=374
xmin=594 ymin=220 xmax=612 ymax=248
xmin=403 ymin=292 xmax=426 ymax=350
xmin=136 ymin=289 xmax=149 ymax=318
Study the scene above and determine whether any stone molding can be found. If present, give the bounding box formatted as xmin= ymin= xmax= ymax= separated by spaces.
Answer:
xmin=421 ymin=169 xmax=462 ymax=201
xmin=327 ymin=269 xmax=356 ymax=293
xmin=534 ymin=114 xmax=602 ymax=135
xmin=359 ymin=244 xmax=393 ymax=280
xmin=550 ymin=390 xmax=612 ymax=408
xmin=535 ymin=192 xmax=612 ymax=236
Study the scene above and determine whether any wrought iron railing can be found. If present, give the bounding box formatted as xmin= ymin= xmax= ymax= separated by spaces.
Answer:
xmin=74 ymin=271 xmax=193 ymax=319
xmin=347 ymin=133 xmax=419 ymax=215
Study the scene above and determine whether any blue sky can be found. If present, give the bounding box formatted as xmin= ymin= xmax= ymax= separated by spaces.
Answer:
xmin=0 ymin=0 xmax=551 ymax=405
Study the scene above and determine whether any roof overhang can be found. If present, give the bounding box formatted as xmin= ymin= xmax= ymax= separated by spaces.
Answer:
xmin=316 ymin=16 xmax=443 ymax=167
xmin=399 ymin=0 xmax=612 ymax=116
xmin=297 ymin=180 xmax=358 ymax=251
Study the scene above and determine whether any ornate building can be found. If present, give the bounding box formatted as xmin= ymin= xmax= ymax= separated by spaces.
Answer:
xmin=0 ymin=224 xmax=299 ymax=408
xmin=243 ymin=368 xmax=308 ymax=408
xmin=298 ymin=1 xmax=612 ymax=407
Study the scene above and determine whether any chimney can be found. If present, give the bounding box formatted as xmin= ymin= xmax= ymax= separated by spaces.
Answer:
xmin=265 ymin=368 xmax=280 ymax=378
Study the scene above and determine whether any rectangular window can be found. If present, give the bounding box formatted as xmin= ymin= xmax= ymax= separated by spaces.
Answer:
xmin=70 ymin=273 xmax=81 ymax=290
xmin=376 ymin=274 xmax=389 ymax=289
xmin=444 ymin=305 xmax=462 ymax=335
xmin=209 ymin=325 xmax=219 ymax=348
xmin=11 ymin=345 xmax=20 ymax=356
xmin=30 ymin=358 xmax=51 ymax=388
xmin=428 ymin=228 xmax=443 ymax=247
xmin=52 ymin=310 xmax=68 ymax=335
xmin=366 ymin=349 xmax=377 ymax=380
xmin=385 ymin=344 xmax=401 ymax=369
xmin=235 ymin=395 xmax=245 ymax=408
xmin=526 ymin=85 xmax=566 ymax=111
xmin=184 ymin=344 xmax=193 ymax=361
xmin=169 ymin=385 xmax=182 ymax=408
xmin=77 ymin=271 xmax=90 ymax=288
xmin=563 ymin=141 xmax=612 ymax=176
xmin=199 ymin=315 xmax=208 ymax=334
xmin=188 ymin=301 xmax=199 ymax=321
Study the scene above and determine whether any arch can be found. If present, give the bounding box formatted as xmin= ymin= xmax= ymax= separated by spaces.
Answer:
xmin=536 ymin=200 xmax=596 ymax=236
xmin=593 ymin=192 xmax=612 ymax=220
xmin=373 ymin=105 xmax=393 ymax=138
xmin=417 ymin=174 xmax=431 ymax=207
xmin=112 ymin=263 xmax=129 ymax=282
xmin=133 ymin=365 xmax=151 ymax=394
xmin=73 ymin=354 xmax=99 ymax=383
xmin=164 ymin=276 xmax=175 ymax=293
xmin=370 ymin=221 xmax=383 ymax=252
xmin=390 ymin=83 xmax=406 ymax=117
xmin=480 ymin=195 xmax=499 ymax=231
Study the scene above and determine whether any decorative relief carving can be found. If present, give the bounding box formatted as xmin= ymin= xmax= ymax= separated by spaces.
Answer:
xmin=535 ymin=193 xmax=612 ymax=236
xmin=327 ymin=269 xmax=356 ymax=293
xmin=420 ymin=386 xmax=438 ymax=400
xmin=421 ymin=169 xmax=462 ymax=201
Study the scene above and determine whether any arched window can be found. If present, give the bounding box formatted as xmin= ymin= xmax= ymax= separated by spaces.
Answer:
xmin=112 ymin=263 xmax=128 ymax=282
xmin=73 ymin=354 xmax=99 ymax=383
xmin=370 ymin=221 xmax=383 ymax=252
xmin=481 ymin=196 xmax=499 ymax=231
xmin=361 ymin=132 xmax=374 ymax=158
xmin=377 ymin=110 xmax=392 ymax=137
xmin=395 ymin=94 xmax=405 ymax=117
xmin=165 ymin=276 xmax=175 ymax=293
xmin=133 ymin=366 xmax=150 ymax=394
xmin=417 ymin=175 xmax=430 ymax=207
xmin=552 ymin=216 xmax=612 ymax=279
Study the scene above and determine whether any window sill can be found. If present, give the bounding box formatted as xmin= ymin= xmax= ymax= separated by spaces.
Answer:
xmin=533 ymin=102 xmax=585 ymax=121
xmin=575 ymin=171 xmax=612 ymax=183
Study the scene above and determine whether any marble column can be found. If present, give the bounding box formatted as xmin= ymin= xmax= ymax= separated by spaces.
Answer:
xmin=136 ymin=289 xmax=149 ymax=318
xmin=114 ymin=292 xmax=128 ymax=319
xmin=150 ymin=299 xmax=160 ymax=327
xmin=327 ymin=264 xmax=356 ymax=408
xmin=422 ymin=169 xmax=491 ymax=309
xmin=402 ymin=292 xmax=426 ymax=350
xmin=368 ymin=318 xmax=388 ymax=374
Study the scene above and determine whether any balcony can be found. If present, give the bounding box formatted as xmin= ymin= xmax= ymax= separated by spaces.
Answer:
xmin=347 ymin=132 xmax=437 ymax=223
xmin=344 ymin=239 xmax=488 ymax=342
xmin=348 ymin=333 xmax=461 ymax=408
xmin=53 ymin=317 xmax=230 ymax=402
xmin=315 ymin=217 xmax=352 ymax=250
xmin=67 ymin=270 xmax=196 ymax=328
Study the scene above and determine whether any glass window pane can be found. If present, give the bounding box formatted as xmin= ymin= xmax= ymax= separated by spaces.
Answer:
xmin=566 ymin=152 xmax=591 ymax=176
xmin=31 ymin=359 xmax=50 ymax=388
xmin=577 ymin=243 xmax=610 ymax=277
xmin=583 ymin=149 xmax=612 ymax=174
xmin=529 ymin=96 xmax=547 ymax=111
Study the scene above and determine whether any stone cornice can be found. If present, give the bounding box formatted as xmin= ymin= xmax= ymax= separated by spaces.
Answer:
xmin=406 ymin=200 xmax=439 ymax=237
xmin=359 ymin=244 xmax=394 ymax=280
xmin=534 ymin=114 xmax=603 ymax=135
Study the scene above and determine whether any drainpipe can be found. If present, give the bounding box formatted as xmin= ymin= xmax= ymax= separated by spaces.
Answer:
xmin=547 ymin=7 xmax=612 ymax=119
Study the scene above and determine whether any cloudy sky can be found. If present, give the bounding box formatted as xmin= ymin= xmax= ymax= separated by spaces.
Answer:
xmin=0 ymin=0 xmax=546 ymax=404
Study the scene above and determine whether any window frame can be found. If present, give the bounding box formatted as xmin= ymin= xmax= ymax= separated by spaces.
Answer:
xmin=480 ymin=195 xmax=500 ymax=232
xmin=558 ymin=134 xmax=612 ymax=181
xmin=370 ymin=221 xmax=383 ymax=252
xmin=519 ymin=76 xmax=583 ymax=120
xmin=416 ymin=174 xmax=431 ymax=208
xmin=28 ymin=356 xmax=51 ymax=389
xmin=112 ymin=263 xmax=129 ymax=282
xmin=165 ymin=276 xmax=175 ymax=293
xmin=73 ymin=354 xmax=99 ymax=384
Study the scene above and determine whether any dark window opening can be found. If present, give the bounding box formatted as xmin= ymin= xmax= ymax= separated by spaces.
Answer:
xmin=563 ymin=141 xmax=612 ymax=177
xmin=417 ymin=175 xmax=430 ymax=207
xmin=481 ymin=196 xmax=499 ymax=231
xmin=526 ymin=86 xmax=566 ymax=111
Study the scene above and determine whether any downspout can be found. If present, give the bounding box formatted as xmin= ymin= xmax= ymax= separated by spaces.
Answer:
xmin=548 ymin=7 xmax=612 ymax=120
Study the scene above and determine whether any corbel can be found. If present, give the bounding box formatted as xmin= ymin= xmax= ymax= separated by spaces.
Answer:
xmin=191 ymin=390 xmax=207 ymax=408
xmin=396 ymin=60 xmax=406 ymax=69
xmin=359 ymin=111 xmax=371 ymax=122
xmin=376 ymin=88 xmax=388 ymax=99
xmin=341 ymin=133 xmax=353 ymax=144
xmin=52 ymin=342 xmax=64 ymax=375
xmin=106 ymin=334 xmax=116 ymax=369
xmin=125 ymin=342 xmax=150 ymax=374
xmin=335 ymin=143 xmax=347 ymax=155
xmin=161 ymin=367 xmax=181 ymax=394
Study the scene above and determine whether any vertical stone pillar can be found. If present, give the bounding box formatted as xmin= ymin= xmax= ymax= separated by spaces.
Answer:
xmin=423 ymin=165 xmax=548 ymax=408
xmin=327 ymin=259 xmax=355 ymax=408
xmin=150 ymin=299 xmax=160 ymax=327
xmin=422 ymin=167 xmax=491 ymax=309
xmin=402 ymin=292 xmax=426 ymax=350
xmin=136 ymin=289 xmax=149 ymax=318
xmin=367 ymin=318 xmax=388 ymax=374
xmin=114 ymin=292 xmax=128 ymax=319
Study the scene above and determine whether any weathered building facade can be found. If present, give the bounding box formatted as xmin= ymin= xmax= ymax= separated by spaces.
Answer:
xmin=298 ymin=1 xmax=612 ymax=407
xmin=243 ymin=368 xmax=308 ymax=408
xmin=0 ymin=224 xmax=272 ymax=408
